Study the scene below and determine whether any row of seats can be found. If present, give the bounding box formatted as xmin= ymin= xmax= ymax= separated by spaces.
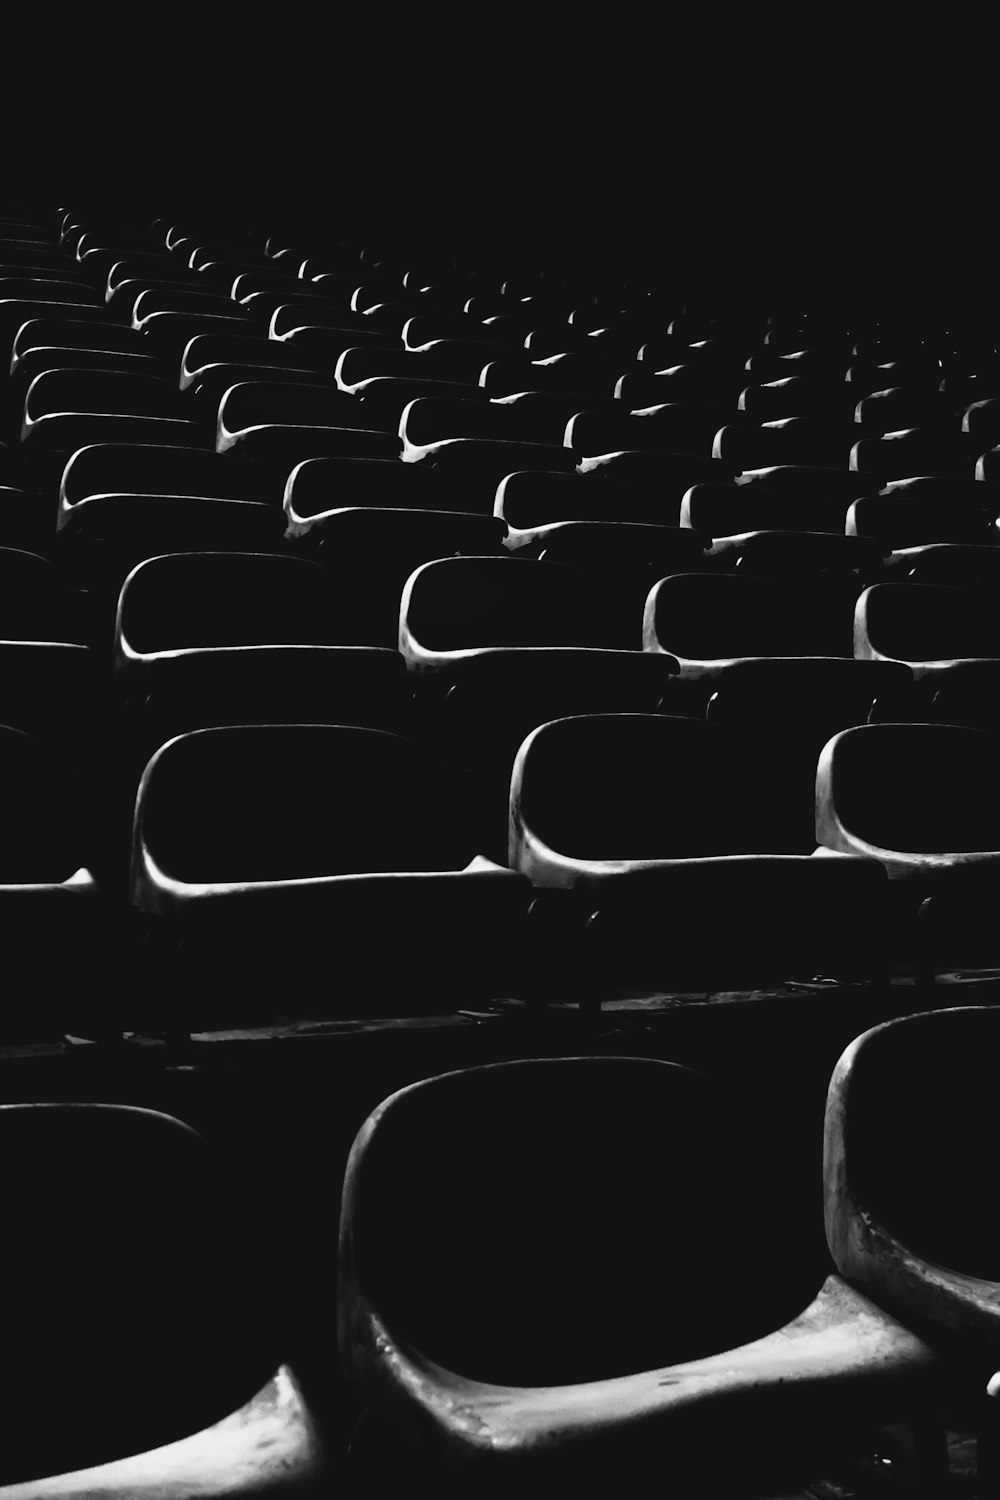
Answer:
xmin=5 ymin=1006 xmax=997 ymax=1495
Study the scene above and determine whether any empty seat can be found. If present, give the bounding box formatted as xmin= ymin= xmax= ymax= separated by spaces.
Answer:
xmin=215 ymin=380 xmax=386 ymax=452
xmin=567 ymin=404 xmax=724 ymax=459
xmin=883 ymin=543 xmax=1000 ymax=587
xmin=739 ymin=376 xmax=856 ymax=421
xmin=132 ymin=725 xmax=530 ymax=1020
xmin=283 ymin=455 xmax=479 ymax=536
xmin=0 ymin=1102 xmax=322 ymax=1491
xmin=498 ymin=469 xmax=698 ymax=541
xmin=59 ymin=443 xmax=282 ymax=513
xmin=339 ymin=1055 xmax=934 ymax=1485
xmin=855 ymin=583 xmax=1000 ymax=674
xmin=113 ymin=552 xmax=342 ymax=685
xmin=11 ymin=315 xmax=149 ymax=367
xmin=681 ymin=482 xmax=861 ymax=536
xmin=180 ymin=331 xmax=328 ymax=388
xmin=403 ymin=436 xmax=577 ymax=484
xmin=425 ymin=647 xmax=682 ymax=852
xmin=399 ymin=395 xmax=572 ymax=454
xmin=400 ymin=556 xmax=639 ymax=672
xmin=816 ymin=723 xmax=1000 ymax=877
xmin=0 ymin=725 xmax=108 ymax=1037
xmin=714 ymin=418 xmax=860 ymax=469
xmin=644 ymin=573 xmax=858 ymax=674
xmin=23 ymin=367 xmax=188 ymax=428
xmin=855 ymin=387 xmax=953 ymax=434
xmin=850 ymin=428 xmax=980 ymax=481
xmin=847 ymin=482 xmax=1000 ymax=548
xmin=480 ymin=350 xmax=618 ymax=398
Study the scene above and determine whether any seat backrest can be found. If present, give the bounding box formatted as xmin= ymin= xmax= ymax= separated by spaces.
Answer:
xmin=826 ymin=1007 xmax=1000 ymax=1296
xmin=115 ymin=550 xmax=342 ymax=661
xmin=342 ymin=1056 xmax=758 ymax=1386
xmin=816 ymin=722 xmax=1000 ymax=854
xmin=645 ymin=572 xmax=858 ymax=662
xmin=60 ymin=443 xmax=281 ymax=509
xmin=135 ymin=724 xmax=476 ymax=883
xmin=856 ymin=582 xmax=1000 ymax=664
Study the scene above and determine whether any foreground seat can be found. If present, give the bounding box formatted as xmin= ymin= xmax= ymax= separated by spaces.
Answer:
xmin=825 ymin=1007 xmax=1000 ymax=1477
xmin=0 ymin=1102 xmax=323 ymax=1495
xmin=339 ymin=1056 xmax=937 ymax=1490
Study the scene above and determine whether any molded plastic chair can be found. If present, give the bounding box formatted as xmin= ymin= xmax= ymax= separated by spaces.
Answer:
xmin=216 ymin=380 xmax=386 ymax=452
xmin=846 ymin=483 xmax=1000 ymax=549
xmin=498 ymin=469 xmax=692 ymax=542
xmin=815 ymin=719 xmax=1000 ymax=968
xmin=707 ymin=530 xmax=887 ymax=575
xmin=825 ymin=1005 xmax=1000 ymax=1470
xmin=643 ymin=573 xmax=858 ymax=675
xmin=883 ymin=543 xmax=1000 ymax=587
xmin=566 ymin=404 xmax=725 ymax=459
xmin=131 ymin=725 xmax=530 ymax=1021
xmin=339 ymin=1056 xmax=937 ymax=1488
xmin=854 ymin=583 xmax=1000 ymax=675
xmin=113 ymin=552 xmax=341 ymax=687
xmin=850 ymin=428 xmax=979 ymax=482
xmin=283 ymin=456 xmax=477 ymax=536
xmin=0 ymin=1102 xmax=323 ymax=1494
xmin=312 ymin=508 xmax=507 ymax=646
xmin=681 ymin=483 xmax=862 ymax=536
xmin=400 ymin=556 xmax=638 ymax=672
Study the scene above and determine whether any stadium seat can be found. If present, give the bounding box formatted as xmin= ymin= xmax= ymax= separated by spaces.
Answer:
xmin=882 ymin=543 xmax=1000 ymax=587
xmin=643 ymin=572 xmax=858 ymax=674
xmin=215 ymin=380 xmax=387 ymax=452
xmin=113 ymin=552 xmax=343 ymax=687
xmin=403 ymin=435 xmax=578 ymax=483
xmin=850 ymin=428 xmax=980 ymax=482
xmin=815 ymin=721 xmax=1000 ymax=883
xmin=340 ymin=1056 xmax=937 ymax=1485
xmin=336 ymin=343 xmax=491 ymax=390
xmin=0 ymin=1102 xmax=323 ymax=1492
xmin=825 ymin=1004 xmax=1000 ymax=1451
xmin=846 ymin=481 xmax=1000 ymax=548
xmin=498 ymin=469 xmax=700 ymax=541
xmin=131 ymin=724 xmax=531 ymax=1021
xmin=400 ymin=556 xmax=639 ymax=672
xmin=854 ymin=583 xmax=1000 ymax=673
xmin=739 ymin=376 xmax=856 ymax=421
xmin=707 ymin=530 xmax=887 ymax=575
xmin=59 ymin=443 xmax=282 ymax=511
xmin=283 ymin=455 xmax=478 ymax=535
xmin=566 ymin=404 xmax=725 ymax=459
xmin=421 ymin=647 xmax=682 ymax=860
